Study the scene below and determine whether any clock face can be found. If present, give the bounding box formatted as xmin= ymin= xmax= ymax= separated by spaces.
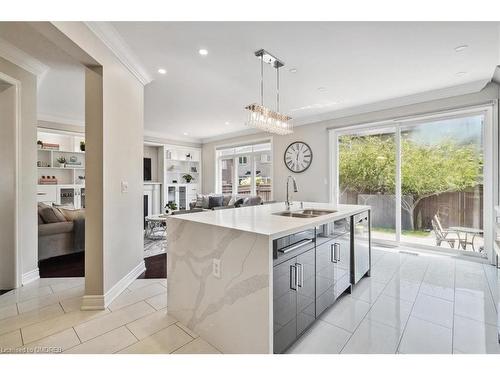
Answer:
xmin=284 ymin=142 xmax=313 ymax=173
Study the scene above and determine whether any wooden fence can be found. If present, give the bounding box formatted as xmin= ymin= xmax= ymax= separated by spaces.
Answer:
xmin=341 ymin=185 xmax=483 ymax=230
xmin=222 ymin=183 xmax=272 ymax=202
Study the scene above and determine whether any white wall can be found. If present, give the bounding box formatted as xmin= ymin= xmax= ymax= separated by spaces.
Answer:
xmin=0 ymin=56 xmax=38 ymax=285
xmin=0 ymin=81 xmax=16 ymax=288
xmin=46 ymin=22 xmax=145 ymax=303
xmin=203 ymin=83 xmax=500 ymax=203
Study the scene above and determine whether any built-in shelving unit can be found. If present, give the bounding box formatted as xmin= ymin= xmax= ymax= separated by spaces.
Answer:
xmin=161 ymin=146 xmax=202 ymax=211
xmin=36 ymin=129 xmax=86 ymax=208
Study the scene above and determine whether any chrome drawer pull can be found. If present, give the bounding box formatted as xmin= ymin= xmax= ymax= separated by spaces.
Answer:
xmin=295 ymin=263 xmax=304 ymax=288
xmin=290 ymin=265 xmax=297 ymax=290
xmin=334 ymin=243 xmax=341 ymax=262
xmin=330 ymin=244 xmax=337 ymax=263
xmin=279 ymin=239 xmax=313 ymax=254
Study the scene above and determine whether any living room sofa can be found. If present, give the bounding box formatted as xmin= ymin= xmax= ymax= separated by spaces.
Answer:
xmin=189 ymin=193 xmax=263 ymax=211
xmin=38 ymin=203 xmax=85 ymax=261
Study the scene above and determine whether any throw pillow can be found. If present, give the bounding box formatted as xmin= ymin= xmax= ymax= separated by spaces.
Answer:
xmin=222 ymin=194 xmax=232 ymax=206
xmin=59 ymin=208 xmax=85 ymax=222
xmin=234 ymin=198 xmax=245 ymax=208
xmin=201 ymin=195 xmax=211 ymax=209
xmin=40 ymin=206 xmax=66 ymax=223
xmin=53 ymin=203 xmax=75 ymax=210
xmin=208 ymin=195 xmax=224 ymax=209
xmin=195 ymin=194 xmax=204 ymax=208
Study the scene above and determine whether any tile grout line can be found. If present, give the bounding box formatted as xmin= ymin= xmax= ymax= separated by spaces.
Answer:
xmin=393 ymin=256 xmax=430 ymax=353
xmin=338 ymin=253 xmax=408 ymax=353
xmin=451 ymin=259 xmax=456 ymax=352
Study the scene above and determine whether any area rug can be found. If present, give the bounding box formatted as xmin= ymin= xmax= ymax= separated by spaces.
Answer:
xmin=144 ymin=237 xmax=166 ymax=259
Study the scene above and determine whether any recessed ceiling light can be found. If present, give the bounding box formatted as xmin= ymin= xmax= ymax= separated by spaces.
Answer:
xmin=455 ymin=45 xmax=468 ymax=52
xmin=289 ymin=68 xmax=297 ymax=73
xmin=456 ymin=71 xmax=468 ymax=76
xmin=158 ymin=68 xmax=167 ymax=74
xmin=183 ymin=132 xmax=189 ymax=136
xmin=225 ymin=121 xmax=230 ymax=125
xmin=198 ymin=49 xmax=208 ymax=56
xmin=318 ymin=87 xmax=327 ymax=92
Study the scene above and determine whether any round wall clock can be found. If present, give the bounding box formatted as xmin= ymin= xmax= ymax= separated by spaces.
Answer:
xmin=284 ymin=141 xmax=313 ymax=173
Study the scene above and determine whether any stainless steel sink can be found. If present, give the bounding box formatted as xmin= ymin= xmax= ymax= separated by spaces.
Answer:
xmin=273 ymin=211 xmax=317 ymax=218
xmin=300 ymin=209 xmax=337 ymax=216
xmin=272 ymin=208 xmax=337 ymax=218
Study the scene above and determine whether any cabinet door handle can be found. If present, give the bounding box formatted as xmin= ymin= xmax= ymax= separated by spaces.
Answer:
xmin=295 ymin=263 xmax=304 ymax=288
xmin=334 ymin=243 xmax=341 ymax=262
xmin=290 ymin=265 xmax=297 ymax=291
xmin=330 ymin=244 xmax=337 ymax=263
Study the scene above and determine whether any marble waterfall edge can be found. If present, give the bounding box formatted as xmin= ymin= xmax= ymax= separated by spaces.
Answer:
xmin=167 ymin=218 xmax=272 ymax=354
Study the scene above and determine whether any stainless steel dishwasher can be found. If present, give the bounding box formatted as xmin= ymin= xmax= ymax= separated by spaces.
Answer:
xmin=351 ymin=211 xmax=371 ymax=284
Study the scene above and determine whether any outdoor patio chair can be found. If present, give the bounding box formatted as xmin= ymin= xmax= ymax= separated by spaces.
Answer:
xmin=431 ymin=214 xmax=459 ymax=248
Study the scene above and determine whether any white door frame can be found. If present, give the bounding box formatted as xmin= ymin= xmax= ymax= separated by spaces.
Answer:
xmin=329 ymin=104 xmax=498 ymax=264
xmin=0 ymin=71 xmax=22 ymax=288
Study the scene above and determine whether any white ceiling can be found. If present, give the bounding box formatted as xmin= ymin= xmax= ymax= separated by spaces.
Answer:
xmin=0 ymin=22 xmax=85 ymax=126
xmin=1 ymin=22 xmax=499 ymax=142
xmin=110 ymin=22 xmax=499 ymax=142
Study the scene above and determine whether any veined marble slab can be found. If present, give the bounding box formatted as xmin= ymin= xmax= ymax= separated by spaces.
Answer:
xmin=167 ymin=202 xmax=369 ymax=239
xmin=167 ymin=219 xmax=272 ymax=354
xmin=167 ymin=202 xmax=370 ymax=353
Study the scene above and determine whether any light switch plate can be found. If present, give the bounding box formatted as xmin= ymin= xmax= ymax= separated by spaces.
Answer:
xmin=121 ymin=181 xmax=129 ymax=193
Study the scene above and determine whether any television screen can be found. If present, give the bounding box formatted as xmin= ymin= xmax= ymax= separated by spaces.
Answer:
xmin=144 ymin=158 xmax=152 ymax=181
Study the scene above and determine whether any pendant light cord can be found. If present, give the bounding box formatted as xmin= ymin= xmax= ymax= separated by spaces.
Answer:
xmin=260 ymin=55 xmax=264 ymax=106
xmin=276 ymin=65 xmax=280 ymax=112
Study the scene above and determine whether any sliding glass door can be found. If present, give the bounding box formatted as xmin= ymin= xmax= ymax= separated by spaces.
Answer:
xmin=334 ymin=110 xmax=490 ymax=258
xmin=338 ymin=128 xmax=397 ymax=242
xmin=400 ymin=115 xmax=484 ymax=252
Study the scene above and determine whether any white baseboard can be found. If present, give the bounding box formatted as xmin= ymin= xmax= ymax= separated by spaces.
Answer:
xmin=80 ymin=260 xmax=146 ymax=311
xmin=81 ymin=295 xmax=105 ymax=311
xmin=22 ymin=268 xmax=40 ymax=285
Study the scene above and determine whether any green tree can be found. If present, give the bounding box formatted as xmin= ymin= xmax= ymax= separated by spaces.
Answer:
xmin=339 ymin=134 xmax=482 ymax=229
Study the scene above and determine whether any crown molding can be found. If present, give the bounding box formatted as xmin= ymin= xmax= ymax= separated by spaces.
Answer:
xmin=38 ymin=112 xmax=85 ymax=127
xmin=84 ymin=22 xmax=152 ymax=86
xmin=0 ymin=37 xmax=49 ymax=81
xmin=144 ymin=129 xmax=202 ymax=146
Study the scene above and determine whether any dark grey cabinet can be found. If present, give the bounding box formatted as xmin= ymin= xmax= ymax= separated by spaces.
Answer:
xmin=273 ymin=247 xmax=315 ymax=354
xmin=315 ymin=218 xmax=351 ymax=317
xmin=352 ymin=211 xmax=370 ymax=284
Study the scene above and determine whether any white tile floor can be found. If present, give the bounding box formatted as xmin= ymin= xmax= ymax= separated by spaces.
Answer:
xmin=0 ymin=278 xmax=219 ymax=354
xmin=287 ymin=247 xmax=500 ymax=354
xmin=0 ymin=247 xmax=499 ymax=354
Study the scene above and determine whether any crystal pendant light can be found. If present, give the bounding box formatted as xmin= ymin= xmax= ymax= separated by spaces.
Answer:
xmin=245 ymin=49 xmax=293 ymax=135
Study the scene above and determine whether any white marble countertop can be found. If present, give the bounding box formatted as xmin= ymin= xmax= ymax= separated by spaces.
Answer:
xmin=168 ymin=202 xmax=370 ymax=239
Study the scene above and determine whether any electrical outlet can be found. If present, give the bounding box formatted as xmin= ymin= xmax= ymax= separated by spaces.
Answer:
xmin=212 ymin=258 xmax=221 ymax=279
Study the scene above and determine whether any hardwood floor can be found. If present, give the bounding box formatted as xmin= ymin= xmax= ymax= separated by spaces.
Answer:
xmin=38 ymin=252 xmax=167 ymax=279
xmin=138 ymin=253 xmax=167 ymax=279
xmin=39 ymin=251 xmax=85 ymax=278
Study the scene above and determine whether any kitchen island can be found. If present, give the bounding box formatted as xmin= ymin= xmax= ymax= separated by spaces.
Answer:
xmin=167 ymin=202 xmax=370 ymax=353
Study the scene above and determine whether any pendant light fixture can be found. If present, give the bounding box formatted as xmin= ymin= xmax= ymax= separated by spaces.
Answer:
xmin=245 ymin=49 xmax=293 ymax=135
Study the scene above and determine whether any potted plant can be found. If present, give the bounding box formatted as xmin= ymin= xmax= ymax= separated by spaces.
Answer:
xmin=182 ymin=174 xmax=193 ymax=183
xmin=37 ymin=140 xmax=43 ymax=149
xmin=165 ymin=201 xmax=177 ymax=214
xmin=80 ymin=141 xmax=85 ymax=152
xmin=56 ymin=156 xmax=67 ymax=168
